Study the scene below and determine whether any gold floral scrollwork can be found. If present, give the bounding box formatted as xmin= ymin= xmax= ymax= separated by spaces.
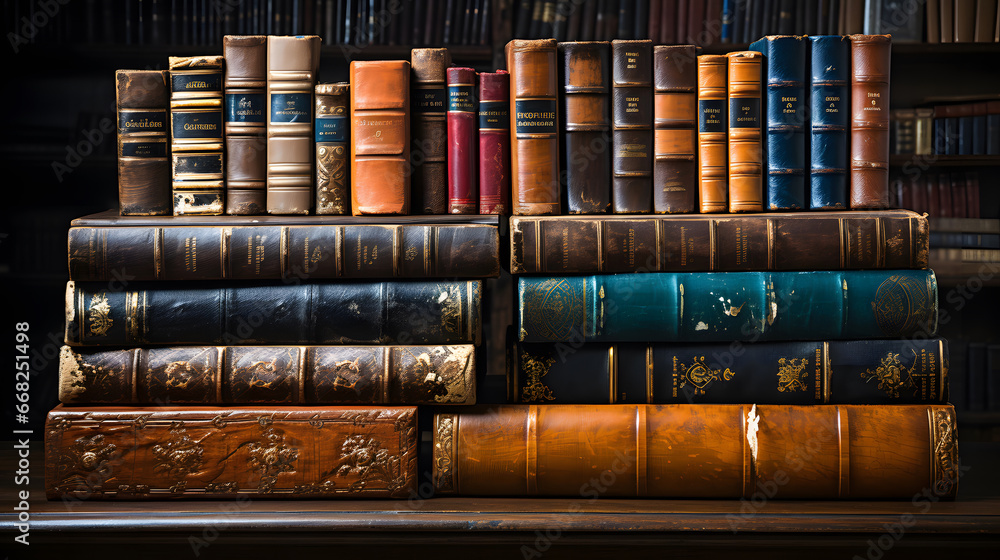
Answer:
xmin=931 ymin=408 xmax=959 ymax=498
xmin=152 ymin=427 xmax=205 ymax=479
xmin=336 ymin=435 xmax=400 ymax=491
xmin=205 ymin=482 xmax=239 ymax=494
xmin=860 ymin=352 xmax=917 ymax=398
xmin=87 ymin=293 xmax=114 ymax=337
xmin=117 ymin=484 xmax=149 ymax=497
xmin=776 ymin=358 xmax=809 ymax=392
xmin=434 ymin=415 xmax=455 ymax=493
xmin=679 ymin=356 xmax=735 ymax=394
xmin=247 ymin=427 xmax=298 ymax=493
xmin=168 ymin=482 xmax=188 ymax=494
xmin=520 ymin=352 xmax=556 ymax=402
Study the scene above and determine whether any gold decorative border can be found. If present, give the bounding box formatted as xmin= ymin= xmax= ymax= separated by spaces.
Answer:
xmin=929 ymin=406 xmax=959 ymax=499
xmin=433 ymin=414 xmax=456 ymax=494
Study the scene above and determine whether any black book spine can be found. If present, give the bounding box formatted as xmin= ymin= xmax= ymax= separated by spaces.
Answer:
xmin=581 ymin=0 xmax=597 ymax=39
xmin=618 ymin=0 xmax=635 ymax=39
xmin=778 ymin=0 xmax=794 ymax=34
xmin=479 ymin=0 xmax=491 ymax=44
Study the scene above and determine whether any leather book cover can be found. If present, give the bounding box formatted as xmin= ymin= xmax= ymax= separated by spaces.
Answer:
xmin=509 ymin=210 xmax=929 ymax=273
xmin=512 ymin=338 xmax=948 ymax=404
xmin=223 ymin=35 xmax=267 ymax=215
xmin=749 ymin=36 xmax=807 ymax=211
xmin=433 ymin=404 xmax=959 ymax=499
xmin=478 ymin=71 xmax=512 ymax=214
xmin=976 ymin=0 xmax=998 ymax=41
xmin=559 ymin=41 xmax=612 ymax=214
xmin=447 ymin=67 xmax=479 ymax=214
xmin=315 ymin=83 xmax=350 ymax=215
xmin=809 ymin=35 xmax=850 ymax=209
xmin=411 ymin=49 xmax=451 ymax=214
xmin=955 ymin=0 xmax=976 ymax=41
xmin=849 ymin=34 xmax=891 ymax=209
xmin=116 ymin=70 xmax=171 ymax=216
xmin=845 ymin=0 xmax=864 ymax=33
xmin=697 ymin=55 xmax=729 ymax=213
xmin=727 ymin=51 xmax=764 ymax=212
xmin=46 ymin=405 xmax=417 ymax=499
xmin=266 ymin=36 xmax=321 ymax=215
xmin=676 ymin=0 xmax=689 ymax=42
xmin=351 ymin=60 xmax=411 ymax=215
xmin=169 ymin=55 xmax=225 ymax=215
xmin=988 ymin=100 xmax=1000 ymax=154
xmin=611 ymin=39 xmax=654 ymax=213
xmin=618 ymin=0 xmax=635 ymax=39
xmin=653 ymin=45 xmax=698 ymax=213
xmin=65 ymin=280 xmax=482 ymax=346
xmin=951 ymin=173 xmax=968 ymax=218
xmin=506 ymin=39 xmax=561 ymax=215
xmin=927 ymin=0 xmax=941 ymax=42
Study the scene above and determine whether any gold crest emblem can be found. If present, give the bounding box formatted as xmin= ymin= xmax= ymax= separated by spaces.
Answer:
xmin=520 ymin=352 xmax=556 ymax=402
xmin=679 ymin=356 xmax=735 ymax=394
xmin=861 ymin=352 xmax=917 ymax=398
xmin=776 ymin=357 xmax=809 ymax=392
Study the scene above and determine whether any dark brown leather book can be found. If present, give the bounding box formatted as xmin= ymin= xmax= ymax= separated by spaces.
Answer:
xmin=612 ymin=39 xmax=654 ymax=213
xmin=224 ymin=35 xmax=267 ymax=215
xmin=727 ymin=51 xmax=763 ymax=212
xmin=433 ymin=404 xmax=959 ymax=498
xmin=697 ymin=54 xmax=728 ymax=213
xmin=116 ymin=70 xmax=171 ymax=216
xmin=927 ymin=0 xmax=941 ymax=42
xmin=560 ymin=41 xmax=611 ymax=214
xmin=509 ymin=210 xmax=929 ymax=273
xmin=955 ymin=0 xmax=976 ymax=41
xmin=59 ymin=344 xmax=475 ymax=404
xmin=315 ymin=83 xmax=350 ymax=215
xmin=169 ymin=55 xmax=225 ymax=215
xmin=849 ymin=34 xmax=891 ymax=209
xmin=351 ymin=60 xmax=411 ymax=215
xmin=975 ymin=0 xmax=997 ymax=41
xmin=46 ymin=405 xmax=417 ymax=499
xmin=653 ymin=45 xmax=698 ymax=213
xmin=506 ymin=39 xmax=561 ymax=215
xmin=411 ymin=48 xmax=451 ymax=214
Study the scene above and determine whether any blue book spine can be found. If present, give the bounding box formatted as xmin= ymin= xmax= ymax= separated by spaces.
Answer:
xmin=721 ymin=0 xmax=734 ymax=43
xmin=518 ymin=270 xmax=938 ymax=343
xmin=750 ymin=35 xmax=807 ymax=210
xmin=807 ymin=35 xmax=849 ymax=210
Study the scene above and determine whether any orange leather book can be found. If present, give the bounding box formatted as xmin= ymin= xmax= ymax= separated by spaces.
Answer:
xmin=653 ymin=45 xmax=698 ymax=213
xmin=727 ymin=51 xmax=763 ymax=213
xmin=350 ymin=60 xmax=411 ymax=215
xmin=506 ymin=39 xmax=561 ymax=215
xmin=849 ymin=34 xmax=891 ymax=209
xmin=697 ymin=55 xmax=728 ymax=213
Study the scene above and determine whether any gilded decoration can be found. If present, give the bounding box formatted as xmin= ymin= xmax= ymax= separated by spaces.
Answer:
xmin=247 ymin=427 xmax=298 ymax=493
xmin=860 ymin=351 xmax=917 ymax=398
xmin=87 ymin=293 xmax=113 ymax=337
xmin=931 ymin=408 xmax=959 ymax=497
xmin=776 ymin=357 xmax=809 ymax=392
xmin=678 ymin=356 xmax=735 ymax=394
xmin=152 ymin=427 xmax=205 ymax=478
xmin=434 ymin=415 xmax=455 ymax=492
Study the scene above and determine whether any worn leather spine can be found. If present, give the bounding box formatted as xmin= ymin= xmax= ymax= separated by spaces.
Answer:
xmin=611 ymin=39 xmax=654 ymax=213
xmin=809 ymin=35 xmax=850 ymax=210
xmin=411 ymin=49 xmax=451 ymax=214
xmin=653 ymin=45 xmax=698 ymax=213
xmin=727 ymin=51 xmax=764 ymax=212
xmin=560 ymin=41 xmax=611 ymax=214
xmin=223 ymin=35 xmax=267 ymax=215
xmin=58 ymin=344 xmax=476 ymax=405
xmin=849 ymin=34 xmax=891 ymax=209
xmin=433 ymin=404 xmax=959 ymax=499
xmin=478 ymin=71 xmax=511 ymax=214
xmin=447 ymin=67 xmax=479 ymax=214
xmin=169 ymin=56 xmax=225 ymax=215
xmin=506 ymin=39 xmax=561 ymax=215
xmin=351 ymin=60 xmax=411 ymax=215
xmin=116 ymin=70 xmax=171 ymax=216
xmin=697 ymin=55 xmax=728 ymax=213
xmin=266 ymin=35 xmax=321 ymax=214
xmin=46 ymin=405 xmax=418 ymax=499
xmin=315 ymin=83 xmax=350 ymax=215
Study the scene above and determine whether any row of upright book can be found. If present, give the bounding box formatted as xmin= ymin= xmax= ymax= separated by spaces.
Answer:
xmin=891 ymin=103 xmax=1000 ymax=156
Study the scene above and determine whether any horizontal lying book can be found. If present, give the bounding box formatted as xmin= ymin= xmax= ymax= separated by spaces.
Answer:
xmin=46 ymin=405 xmax=417 ymax=500
xmin=65 ymin=280 xmax=481 ymax=346
xmin=59 ymin=344 xmax=475 ymax=405
xmin=518 ymin=270 xmax=937 ymax=342
xmin=513 ymin=338 xmax=948 ymax=404
xmin=68 ymin=210 xmax=500 ymax=280
xmin=510 ymin=210 xmax=928 ymax=274
xmin=433 ymin=404 xmax=958 ymax=499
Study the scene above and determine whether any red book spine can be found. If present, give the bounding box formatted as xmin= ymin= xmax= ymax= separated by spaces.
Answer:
xmin=478 ymin=70 xmax=511 ymax=214
xmin=967 ymin=172 xmax=980 ymax=218
xmin=447 ymin=67 xmax=479 ymax=214
xmin=938 ymin=172 xmax=952 ymax=218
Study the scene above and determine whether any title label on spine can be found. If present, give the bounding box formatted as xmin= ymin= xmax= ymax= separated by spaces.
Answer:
xmin=225 ymin=93 xmax=265 ymax=123
xmin=172 ymin=110 xmax=223 ymax=139
xmin=315 ymin=116 xmax=348 ymax=143
xmin=698 ymin=100 xmax=727 ymax=133
xmin=479 ymin=101 xmax=510 ymax=130
xmin=270 ymin=93 xmax=311 ymax=123
xmin=412 ymin=87 xmax=446 ymax=113
xmin=448 ymin=84 xmax=477 ymax=113
xmin=729 ymin=98 xmax=760 ymax=128
xmin=119 ymin=110 xmax=167 ymax=134
xmin=514 ymin=99 xmax=557 ymax=134
xmin=171 ymin=72 xmax=222 ymax=93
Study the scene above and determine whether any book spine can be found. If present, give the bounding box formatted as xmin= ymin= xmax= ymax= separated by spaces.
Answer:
xmin=59 ymin=344 xmax=476 ymax=404
xmin=506 ymin=39 xmax=561 ymax=215
xmin=697 ymin=55 xmax=728 ymax=213
xmin=169 ymin=56 xmax=225 ymax=215
xmin=46 ymin=405 xmax=417 ymax=499
xmin=560 ymin=41 xmax=612 ymax=214
xmin=517 ymin=270 xmax=937 ymax=342
xmin=956 ymin=103 xmax=974 ymax=155
xmin=447 ymin=67 xmax=479 ymax=214
xmin=315 ymin=83 xmax=350 ymax=214
xmin=512 ymin=338 xmax=949 ymax=404
xmin=849 ymin=34 xmax=891 ymax=209
xmin=266 ymin=35 xmax=321 ymax=214
xmin=653 ymin=45 xmax=698 ymax=213
xmin=224 ymin=35 xmax=267 ymax=215
xmin=727 ymin=51 xmax=763 ymax=212
xmin=611 ymin=40 xmax=654 ymax=213
xmin=750 ymin=36 xmax=807 ymax=211
xmin=433 ymin=404 xmax=959 ymax=498
xmin=809 ymin=35 xmax=849 ymax=209
xmin=116 ymin=70 xmax=172 ymax=216
xmin=972 ymin=102 xmax=987 ymax=155
xmin=721 ymin=0 xmax=734 ymax=42
xmin=410 ymin=49 xmax=451 ymax=214
xmin=478 ymin=71 xmax=511 ymax=214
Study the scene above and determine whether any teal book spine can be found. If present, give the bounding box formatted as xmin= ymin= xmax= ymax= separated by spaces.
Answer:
xmin=518 ymin=270 xmax=937 ymax=342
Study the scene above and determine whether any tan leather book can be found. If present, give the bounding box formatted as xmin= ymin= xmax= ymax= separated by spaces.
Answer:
xmin=955 ymin=0 xmax=977 ymax=41
xmin=611 ymin=39 xmax=654 ymax=213
xmin=224 ymin=35 xmax=267 ymax=215
xmin=506 ymin=39 xmax=561 ymax=215
xmin=315 ymin=83 xmax=349 ymax=215
xmin=350 ymin=60 xmax=411 ymax=215
xmin=266 ymin=35 xmax=321 ymax=215
xmin=653 ymin=45 xmax=697 ymax=214
xmin=116 ymin=70 xmax=171 ymax=216
xmin=169 ymin=55 xmax=225 ymax=215
xmin=697 ymin=55 xmax=728 ymax=213
xmin=927 ymin=0 xmax=941 ymax=42
xmin=411 ymin=48 xmax=451 ymax=214
xmin=726 ymin=51 xmax=763 ymax=213
xmin=849 ymin=34 xmax=891 ymax=209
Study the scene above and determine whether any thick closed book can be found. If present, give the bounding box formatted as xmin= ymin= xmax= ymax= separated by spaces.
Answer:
xmin=116 ymin=70 xmax=171 ymax=216
xmin=46 ymin=405 xmax=417 ymax=499
xmin=315 ymin=83 xmax=350 ymax=214
xmin=447 ymin=67 xmax=479 ymax=214
xmin=433 ymin=404 xmax=959 ymax=498
xmin=727 ymin=51 xmax=764 ymax=212
xmin=849 ymin=34 xmax=891 ymax=208
xmin=518 ymin=270 xmax=937 ymax=342
xmin=224 ymin=35 xmax=267 ymax=215
xmin=697 ymin=55 xmax=729 ymax=212
xmin=809 ymin=35 xmax=850 ymax=209
xmin=411 ymin=48 xmax=451 ymax=214
xmin=611 ymin=39 xmax=654 ymax=213
xmin=478 ymin=70 xmax=512 ymax=214
xmin=169 ymin=55 xmax=225 ymax=215
xmin=560 ymin=41 xmax=612 ymax=214
xmin=653 ymin=45 xmax=698 ymax=213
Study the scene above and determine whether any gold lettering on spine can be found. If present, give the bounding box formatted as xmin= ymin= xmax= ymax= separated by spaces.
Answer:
xmin=645 ymin=345 xmax=654 ymax=404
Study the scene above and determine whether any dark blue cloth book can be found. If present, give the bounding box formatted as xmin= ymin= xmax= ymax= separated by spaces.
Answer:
xmin=807 ymin=35 xmax=849 ymax=209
